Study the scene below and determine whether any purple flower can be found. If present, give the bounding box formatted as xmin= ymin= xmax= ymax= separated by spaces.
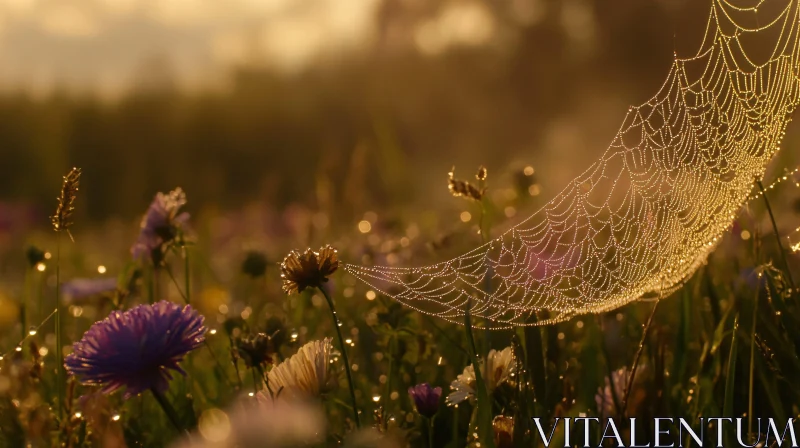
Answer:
xmin=131 ymin=188 xmax=190 ymax=260
xmin=65 ymin=301 xmax=206 ymax=399
xmin=595 ymin=367 xmax=628 ymax=418
xmin=595 ymin=365 xmax=650 ymax=418
xmin=61 ymin=277 xmax=118 ymax=304
xmin=408 ymin=383 xmax=442 ymax=418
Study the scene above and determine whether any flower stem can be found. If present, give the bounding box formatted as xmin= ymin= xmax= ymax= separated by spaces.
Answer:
xmin=319 ymin=286 xmax=360 ymax=428
xmin=251 ymin=367 xmax=260 ymax=394
xmin=428 ymin=415 xmax=436 ymax=448
xmin=757 ymin=180 xmax=796 ymax=293
xmin=464 ymin=299 xmax=493 ymax=448
xmin=478 ymin=202 xmax=487 ymax=244
xmin=21 ymin=270 xmax=28 ymax=342
xmin=384 ymin=333 xmax=396 ymax=432
xmin=183 ymin=248 xmax=193 ymax=391
xmin=55 ymin=234 xmax=64 ymax=420
xmin=146 ymin=264 xmax=155 ymax=304
xmin=153 ymin=267 xmax=161 ymax=303
xmin=258 ymin=365 xmax=274 ymax=399
xmin=204 ymin=340 xmax=237 ymax=391
xmin=748 ymin=278 xmax=759 ymax=441
xmin=452 ymin=405 xmax=459 ymax=445
xmin=37 ymin=268 xmax=43 ymax=323
xmin=184 ymin=246 xmax=191 ymax=306
xmin=229 ymin=337 xmax=244 ymax=390
xmin=150 ymin=388 xmax=185 ymax=434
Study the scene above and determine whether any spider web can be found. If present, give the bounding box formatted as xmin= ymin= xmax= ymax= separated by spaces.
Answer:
xmin=344 ymin=0 xmax=800 ymax=328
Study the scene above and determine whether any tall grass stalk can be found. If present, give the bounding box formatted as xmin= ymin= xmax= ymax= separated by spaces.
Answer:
xmin=385 ymin=334 xmax=396 ymax=432
xmin=757 ymin=180 xmax=795 ymax=292
xmin=622 ymin=299 xmax=659 ymax=416
xmin=184 ymin=246 xmax=191 ymax=305
xmin=37 ymin=268 xmax=43 ymax=325
xmin=748 ymin=283 xmax=758 ymax=442
xmin=464 ymin=299 xmax=494 ymax=448
xmin=723 ymin=314 xmax=740 ymax=448
xmin=523 ymin=316 xmax=547 ymax=419
xmin=597 ymin=317 xmax=623 ymax=417
xmin=55 ymin=236 xmax=64 ymax=420
xmin=51 ymin=167 xmax=80 ymax=422
xmin=423 ymin=315 xmax=470 ymax=357
xmin=21 ymin=270 xmax=29 ymax=342
xmin=146 ymin=264 xmax=155 ymax=304
xmin=478 ymin=198 xmax=493 ymax=348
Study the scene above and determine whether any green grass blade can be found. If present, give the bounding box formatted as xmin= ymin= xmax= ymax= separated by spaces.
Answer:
xmin=723 ymin=314 xmax=739 ymax=448
xmin=524 ymin=316 xmax=547 ymax=418
xmin=464 ymin=299 xmax=494 ymax=448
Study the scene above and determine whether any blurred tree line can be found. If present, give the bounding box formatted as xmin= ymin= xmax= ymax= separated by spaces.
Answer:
xmin=0 ymin=0 xmax=705 ymax=223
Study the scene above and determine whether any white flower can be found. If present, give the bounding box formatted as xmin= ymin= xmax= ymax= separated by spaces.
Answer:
xmin=260 ymin=338 xmax=338 ymax=400
xmin=446 ymin=346 xmax=515 ymax=405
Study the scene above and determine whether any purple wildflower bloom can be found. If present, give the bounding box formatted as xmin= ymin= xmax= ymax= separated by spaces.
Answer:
xmin=65 ymin=301 xmax=206 ymax=399
xmin=61 ymin=277 xmax=118 ymax=304
xmin=595 ymin=367 xmax=628 ymax=418
xmin=408 ymin=383 xmax=442 ymax=418
xmin=595 ymin=365 xmax=650 ymax=418
xmin=131 ymin=188 xmax=190 ymax=260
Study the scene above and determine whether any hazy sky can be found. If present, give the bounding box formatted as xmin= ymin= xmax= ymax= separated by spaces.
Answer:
xmin=0 ymin=0 xmax=385 ymax=96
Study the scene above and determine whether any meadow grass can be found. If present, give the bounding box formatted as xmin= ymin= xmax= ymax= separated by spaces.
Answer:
xmin=0 ymin=165 xmax=798 ymax=448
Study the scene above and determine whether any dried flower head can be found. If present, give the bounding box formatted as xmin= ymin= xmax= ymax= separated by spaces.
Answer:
xmin=241 ymin=251 xmax=269 ymax=278
xmin=492 ymin=415 xmax=514 ymax=448
xmin=259 ymin=338 xmax=338 ymax=399
xmin=234 ymin=333 xmax=275 ymax=369
xmin=51 ymin=167 xmax=81 ymax=237
xmin=64 ymin=301 xmax=206 ymax=399
xmin=476 ymin=165 xmax=487 ymax=181
xmin=280 ymin=245 xmax=339 ymax=295
xmin=448 ymin=167 xmax=484 ymax=201
xmin=131 ymin=188 xmax=190 ymax=262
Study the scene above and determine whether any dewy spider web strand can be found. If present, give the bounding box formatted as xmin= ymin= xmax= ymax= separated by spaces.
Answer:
xmin=345 ymin=0 xmax=800 ymax=328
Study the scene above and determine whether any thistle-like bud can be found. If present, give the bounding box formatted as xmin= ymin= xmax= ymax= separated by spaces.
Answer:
xmin=476 ymin=165 xmax=487 ymax=181
xmin=52 ymin=167 xmax=81 ymax=238
xmin=448 ymin=167 xmax=484 ymax=201
xmin=234 ymin=333 xmax=275 ymax=368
